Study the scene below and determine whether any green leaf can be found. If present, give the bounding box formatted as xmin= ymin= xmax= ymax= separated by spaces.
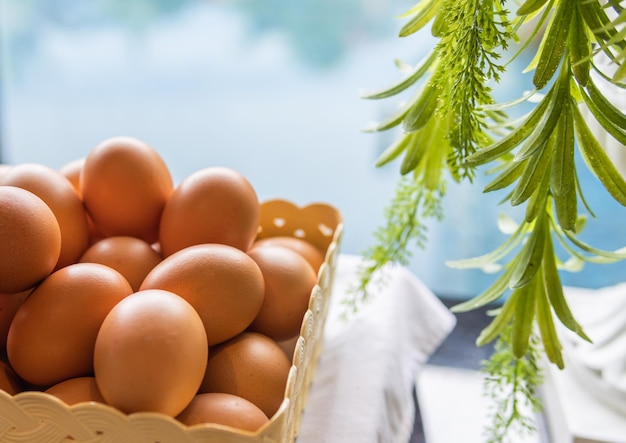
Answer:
xmin=573 ymin=103 xmax=626 ymax=206
xmin=400 ymin=130 xmax=429 ymax=175
xmin=476 ymin=290 xmax=519 ymax=347
xmin=361 ymin=51 xmax=439 ymax=100
xmin=466 ymin=87 xmax=555 ymax=166
xmin=510 ymin=139 xmax=554 ymax=206
xmin=375 ymin=132 xmax=416 ymax=167
xmin=431 ymin=5 xmax=450 ymax=37
xmin=525 ymin=163 xmax=551 ymax=223
xmin=403 ymin=83 xmax=439 ymax=132
xmin=446 ymin=225 xmax=526 ymax=270
xmin=585 ymin=79 xmax=626 ymax=131
xmin=362 ymin=102 xmax=410 ymax=133
xmin=579 ymin=85 xmax=626 ymax=146
xmin=541 ymin=228 xmax=591 ymax=342
xmin=569 ymin=4 xmax=591 ymax=87
xmin=550 ymin=102 xmax=576 ymax=197
xmin=517 ymin=0 xmax=549 ymax=16
xmin=535 ymin=268 xmax=564 ymax=368
xmin=451 ymin=263 xmax=517 ymax=313
xmin=483 ymin=159 xmax=526 ymax=192
xmin=533 ymin=0 xmax=574 ymax=89
xmin=509 ymin=215 xmax=547 ymax=288
xmin=553 ymin=182 xmax=578 ymax=231
xmin=511 ymin=277 xmax=537 ymax=358
xmin=399 ymin=0 xmax=441 ymax=37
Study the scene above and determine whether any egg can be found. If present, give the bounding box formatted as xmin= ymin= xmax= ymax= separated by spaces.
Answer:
xmin=140 ymin=244 xmax=264 ymax=346
xmin=0 ymin=289 xmax=31 ymax=349
xmin=80 ymin=236 xmax=162 ymax=291
xmin=0 ymin=164 xmax=12 ymax=181
xmin=58 ymin=157 xmax=85 ymax=197
xmin=80 ymin=136 xmax=173 ymax=243
xmin=6 ymin=263 xmax=133 ymax=387
xmin=44 ymin=376 xmax=106 ymax=405
xmin=247 ymin=245 xmax=317 ymax=341
xmin=199 ymin=332 xmax=291 ymax=418
xmin=250 ymin=236 xmax=325 ymax=274
xmin=158 ymin=167 xmax=259 ymax=257
xmin=94 ymin=289 xmax=208 ymax=416
xmin=176 ymin=392 xmax=269 ymax=431
xmin=3 ymin=163 xmax=91 ymax=270
xmin=0 ymin=360 xmax=22 ymax=395
xmin=0 ymin=186 xmax=61 ymax=293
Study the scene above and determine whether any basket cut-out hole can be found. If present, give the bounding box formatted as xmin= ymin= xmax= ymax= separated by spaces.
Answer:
xmin=273 ymin=217 xmax=286 ymax=227
xmin=293 ymin=229 xmax=305 ymax=238
xmin=318 ymin=223 xmax=333 ymax=237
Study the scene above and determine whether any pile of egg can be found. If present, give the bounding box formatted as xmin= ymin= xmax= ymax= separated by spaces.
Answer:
xmin=0 ymin=136 xmax=327 ymax=432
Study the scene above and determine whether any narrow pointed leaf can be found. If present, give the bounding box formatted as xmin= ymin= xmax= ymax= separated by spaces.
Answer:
xmin=466 ymin=88 xmax=554 ymax=166
xmin=517 ymin=0 xmax=549 ymax=16
xmin=375 ymin=132 xmax=416 ymax=167
xmin=451 ymin=264 xmax=517 ymax=313
xmin=399 ymin=0 xmax=440 ymax=37
xmin=476 ymin=290 xmax=519 ymax=347
xmin=446 ymin=226 xmax=526 ymax=270
xmin=535 ymin=269 xmax=565 ymax=368
xmin=554 ymin=182 xmax=578 ymax=231
xmin=542 ymin=229 xmax=591 ymax=342
xmin=400 ymin=130 xmax=428 ymax=175
xmin=510 ymin=216 xmax=547 ymax=288
xmin=550 ymin=102 xmax=575 ymax=196
xmin=511 ymin=278 xmax=537 ymax=358
xmin=573 ymin=103 xmax=626 ymax=206
xmin=579 ymin=86 xmax=626 ymax=146
xmin=525 ymin=164 xmax=551 ymax=223
xmin=533 ymin=0 xmax=573 ymax=89
xmin=403 ymin=84 xmax=438 ymax=132
xmin=511 ymin=139 xmax=554 ymax=206
xmin=585 ymin=79 xmax=626 ymax=130
xmin=484 ymin=159 xmax=526 ymax=192
xmin=361 ymin=51 xmax=438 ymax=100
xmin=569 ymin=5 xmax=591 ymax=86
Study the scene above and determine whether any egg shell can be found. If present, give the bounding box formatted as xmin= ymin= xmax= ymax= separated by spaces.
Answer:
xmin=94 ymin=289 xmax=208 ymax=416
xmin=45 ymin=376 xmax=106 ymax=405
xmin=176 ymin=392 xmax=269 ymax=432
xmin=247 ymin=245 xmax=317 ymax=341
xmin=0 ymin=360 xmax=22 ymax=395
xmin=140 ymin=243 xmax=264 ymax=346
xmin=58 ymin=157 xmax=85 ymax=197
xmin=0 ymin=186 xmax=61 ymax=294
xmin=250 ymin=236 xmax=325 ymax=273
xmin=199 ymin=332 xmax=291 ymax=418
xmin=0 ymin=164 xmax=12 ymax=181
xmin=6 ymin=263 xmax=133 ymax=387
xmin=80 ymin=236 xmax=162 ymax=291
xmin=158 ymin=167 xmax=259 ymax=257
xmin=80 ymin=136 xmax=173 ymax=244
xmin=0 ymin=289 xmax=32 ymax=349
xmin=3 ymin=163 xmax=91 ymax=270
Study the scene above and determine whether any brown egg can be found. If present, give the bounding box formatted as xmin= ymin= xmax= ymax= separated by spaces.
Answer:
xmin=80 ymin=136 xmax=173 ymax=244
xmin=199 ymin=332 xmax=291 ymax=418
xmin=0 ymin=360 xmax=22 ymax=395
xmin=250 ymin=236 xmax=325 ymax=274
xmin=140 ymin=244 xmax=264 ymax=346
xmin=58 ymin=157 xmax=85 ymax=197
xmin=80 ymin=236 xmax=162 ymax=291
xmin=7 ymin=263 xmax=133 ymax=387
xmin=176 ymin=392 xmax=269 ymax=431
xmin=0 ymin=289 xmax=32 ymax=349
xmin=0 ymin=186 xmax=61 ymax=293
xmin=45 ymin=376 xmax=106 ymax=405
xmin=158 ymin=167 xmax=259 ymax=257
xmin=247 ymin=245 xmax=317 ymax=341
xmin=0 ymin=164 xmax=12 ymax=182
xmin=3 ymin=163 xmax=90 ymax=270
xmin=94 ymin=289 xmax=208 ymax=416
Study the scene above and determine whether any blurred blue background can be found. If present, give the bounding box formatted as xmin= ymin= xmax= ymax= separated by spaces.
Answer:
xmin=1 ymin=0 xmax=625 ymax=300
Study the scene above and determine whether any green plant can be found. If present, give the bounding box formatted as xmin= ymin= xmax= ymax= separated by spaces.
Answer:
xmin=350 ymin=0 xmax=626 ymax=440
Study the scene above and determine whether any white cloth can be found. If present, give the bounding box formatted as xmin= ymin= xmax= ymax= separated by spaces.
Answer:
xmin=297 ymin=254 xmax=456 ymax=443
